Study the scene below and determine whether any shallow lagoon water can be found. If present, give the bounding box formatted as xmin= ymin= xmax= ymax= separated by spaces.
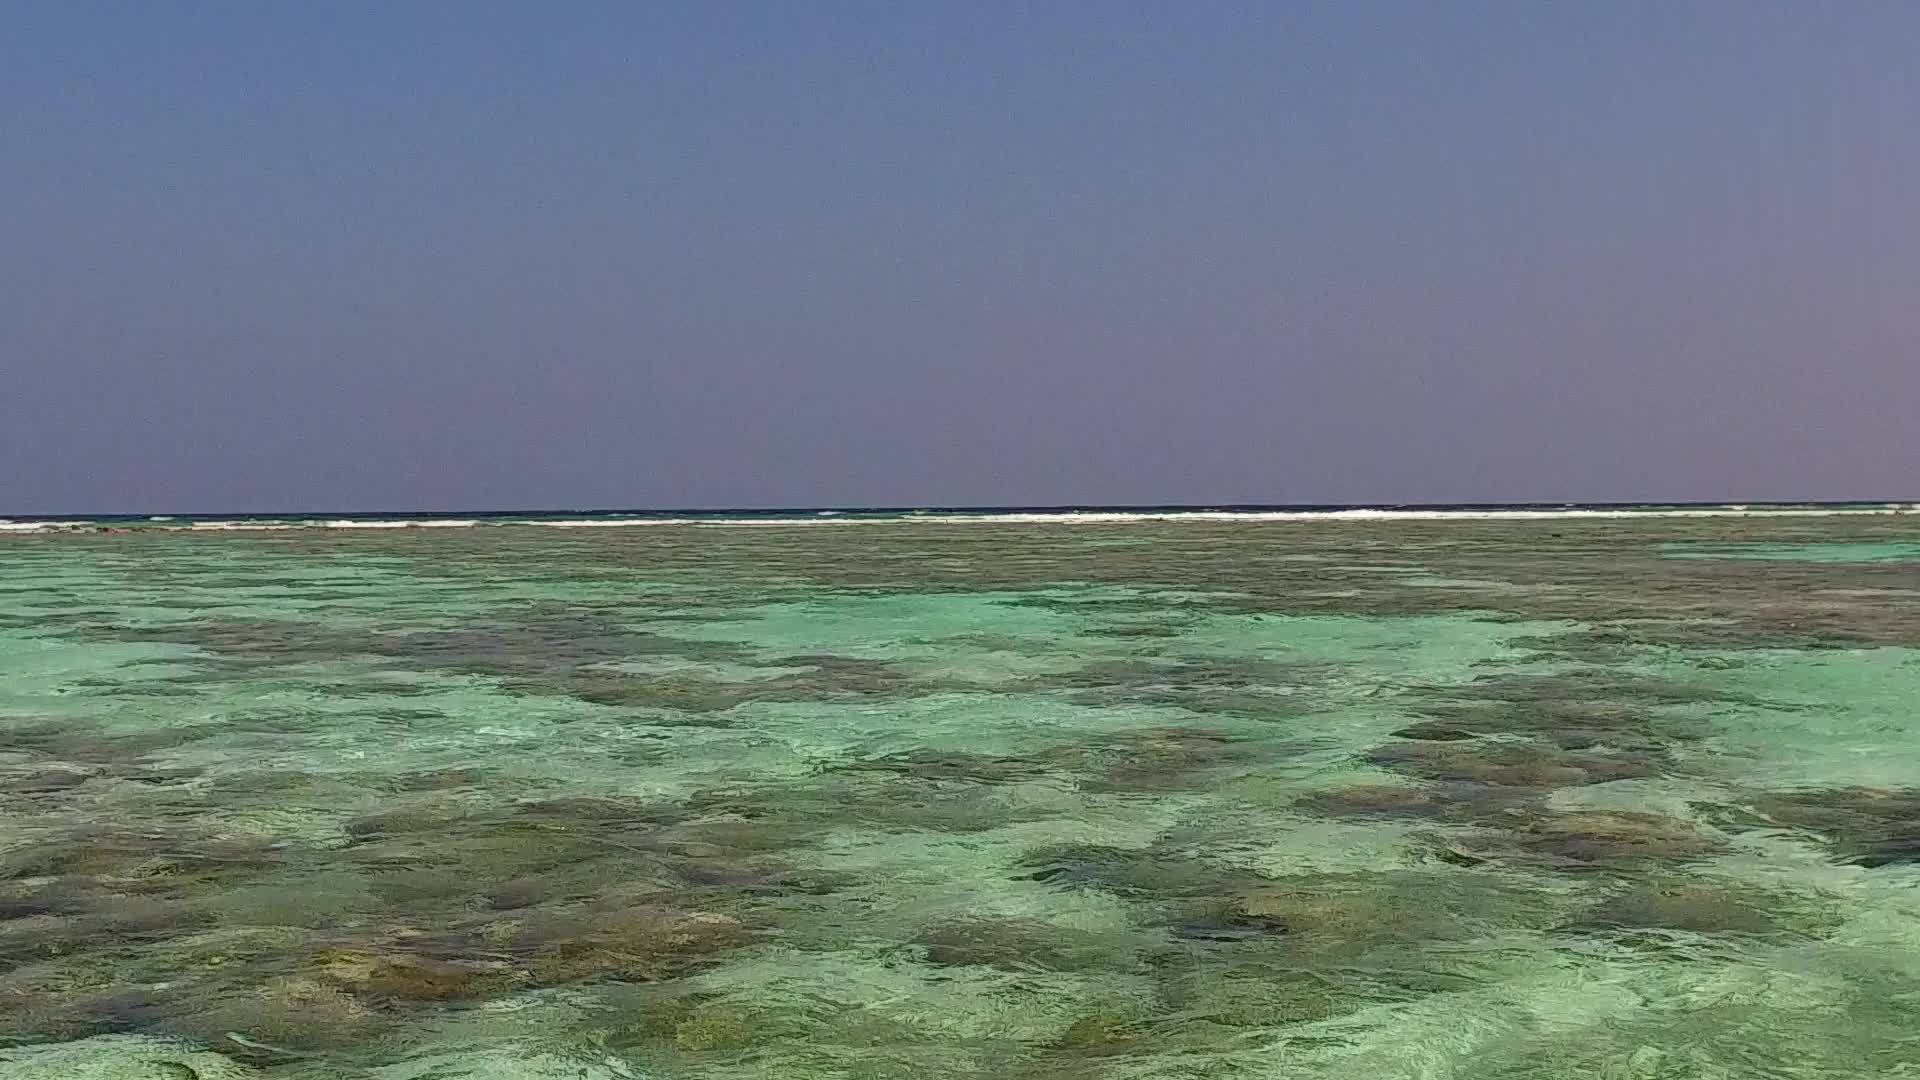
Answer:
xmin=3 ymin=517 xmax=1920 ymax=1078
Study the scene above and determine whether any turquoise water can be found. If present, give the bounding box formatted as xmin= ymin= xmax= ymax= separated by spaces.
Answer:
xmin=1661 ymin=541 xmax=1920 ymax=563
xmin=3 ymin=518 xmax=1920 ymax=1078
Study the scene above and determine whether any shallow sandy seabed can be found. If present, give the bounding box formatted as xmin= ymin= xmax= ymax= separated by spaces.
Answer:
xmin=4 ymin=518 xmax=1920 ymax=1078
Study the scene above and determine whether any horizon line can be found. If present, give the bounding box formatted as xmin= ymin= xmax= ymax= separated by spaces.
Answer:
xmin=7 ymin=499 xmax=1919 ymax=520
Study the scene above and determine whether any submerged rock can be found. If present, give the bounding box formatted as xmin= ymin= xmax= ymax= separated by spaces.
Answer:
xmin=369 ymin=1046 xmax=642 ymax=1079
xmin=153 ymin=975 xmax=382 ymax=1056
xmin=1293 ymin=780 xmax=1532 ymax=822
xmin=0 ymin=1034 xmax=256 ymax=1080
xmin=1212 ymin=871 xmax=1548 ymax=946
xmin=1478 ymin=810 xmax=1722 ymax=870
xmin=1750 ymin=787 xmax=1920 ymax=867
xmin=1053 ymin=1008 xmax=1143 ymax=1052
xmin=1388 ymin=722 xmax=1480 ymax=742
xmin=523 ymin=907 xmax=748 ymax=986
xmin=1567 ymin=883 xmax=1784 ymax=936
xmin=1226 ymin=887 xmax=1402 ymax=938
xmin=670 ymin=1003 xmax=751 ymax=1052
xmin=0 ymin=765 xmax=98 ymax=794
xmin=1074 ymin=728 xmax=1265 ymax=794
xmin=1163 ymin=966 xmax=1373 ymax=1028
xmin=384 ymin=767 xmax=489 ymax=792
xmin=1367 ymin=740 xmax=1652 ymax=788
xmin=1294 ymin=782 xmax=1447 ymax=818
xmin=0 ymin=879 xmax=94 ymax=921
xmin=240 ymin=977 xmax=376 ymax=1045
xmin=592 ymin=989 xmax=727 ymax=1049
xmin=161 ymin=926 xmax=314 ymax=973
xmin=317 ymin=950 xmax=522 ymax=1001
xmin=1014 ymin=844 xmax=1239 ymax=899
xmin=344 ymin=803 xmax=468 ymax=838
xmin=914 ymin=918 xmax=1119 ymax=972
xmin=837 ymin=749 xmax=1051 ymax=785
xmin=0 ymin=980 xmax=172 ymax=1046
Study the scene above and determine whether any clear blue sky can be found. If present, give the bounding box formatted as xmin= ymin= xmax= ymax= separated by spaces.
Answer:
xmin=4 ymin=2 xmax=1917 ymax=512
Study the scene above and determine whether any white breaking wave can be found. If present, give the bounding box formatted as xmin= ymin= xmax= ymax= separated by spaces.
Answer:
xmin=521 ymin=518 xmax=683 ymax=527
xmin=319 ymin=519 xmax=481 ymax=529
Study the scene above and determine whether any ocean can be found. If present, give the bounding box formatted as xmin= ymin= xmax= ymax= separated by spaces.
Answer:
xmin=3 ymin=507 xmax=1919 ymax=1078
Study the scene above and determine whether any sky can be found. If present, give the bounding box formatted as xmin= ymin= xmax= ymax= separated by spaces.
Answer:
xmin=3 ymin=2 xmax=1917 ymax=512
